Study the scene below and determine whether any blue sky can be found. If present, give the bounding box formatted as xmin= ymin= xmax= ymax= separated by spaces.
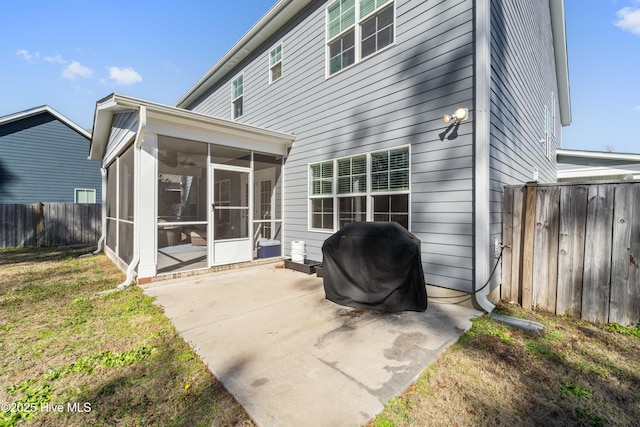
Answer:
xmin=1 ymin=1 xmax=639 ymax=153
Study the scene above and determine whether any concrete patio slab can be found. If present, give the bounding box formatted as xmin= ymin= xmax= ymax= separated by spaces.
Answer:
xmin=141 ymin=262 xmax=481 ymax=427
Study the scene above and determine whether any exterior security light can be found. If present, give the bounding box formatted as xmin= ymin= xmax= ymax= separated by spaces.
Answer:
xmin=443 ymin=107 xmax=469 ymax=124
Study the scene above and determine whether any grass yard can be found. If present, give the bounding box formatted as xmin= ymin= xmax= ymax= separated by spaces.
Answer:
xmin=372 ymin=302 xmax=640 ymax=427
xmin=2 ymin=247 xmax=640 ymax=426
xmin=0 ymin=247 xmax=253 ymax=427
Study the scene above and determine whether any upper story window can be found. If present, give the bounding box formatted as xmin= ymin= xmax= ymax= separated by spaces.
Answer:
xmin=232 ymin=74 xmax=244 ymax=119
xmin=269 ymin=44 xmax=283 ymax=83
xmin=326 ymin=0 xmax=394 ymax=76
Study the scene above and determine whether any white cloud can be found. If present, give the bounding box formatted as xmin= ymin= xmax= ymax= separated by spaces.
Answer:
xmin=62 ymin=61 xmax=94 ymax=80
xmin=16 ymin=49 xmax=40 ymax=62
xmin=615 ymin=7 xmax=640 ymax=35
xmin=107 ymin=66 xmax=142 ymax=85
xmin=44 ymin=54 xmax=67 ymax=64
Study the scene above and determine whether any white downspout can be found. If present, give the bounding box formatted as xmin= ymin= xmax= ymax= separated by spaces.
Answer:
xmin=473 ymin=0 xmax=495 ymax=313
xmin=95 ymin=106 xmax=147 ymax=296
xmin=470 ymin=1 xmax=545 ymax=334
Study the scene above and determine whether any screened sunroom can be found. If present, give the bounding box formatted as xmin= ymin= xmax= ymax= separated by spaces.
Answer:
xmin=89 ymin=94 xmax=294 ymax=283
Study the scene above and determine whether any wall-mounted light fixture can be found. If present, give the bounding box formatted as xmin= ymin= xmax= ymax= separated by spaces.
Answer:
xmin=443 ymin=108 xmax=469 ymax=124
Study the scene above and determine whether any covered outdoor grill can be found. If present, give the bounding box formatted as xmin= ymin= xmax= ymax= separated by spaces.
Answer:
xmin=321 ymin=222 xmax=427 ymax=312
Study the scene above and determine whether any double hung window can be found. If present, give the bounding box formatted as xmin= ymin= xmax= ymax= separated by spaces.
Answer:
xmin=326 ymin=0 xmax=395 ymax=76
xmin=269 ymin=44 xmax=283 ymax=83
xmin=309 ymin=147 xmax=409 ymax=231
xmin=231 ymin=75 xmax=243 ymax=119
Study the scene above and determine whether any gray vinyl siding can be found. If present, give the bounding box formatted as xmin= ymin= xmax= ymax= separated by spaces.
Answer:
xmin=188 ymin=0 xmax=476 ymax=292
xmin=105 ymin=112 xmax=138 ymax=164
xmin=0 ymin=112 xmax=100 ymax=204
xmin=489 ymin=0 xmax=561 ymax=285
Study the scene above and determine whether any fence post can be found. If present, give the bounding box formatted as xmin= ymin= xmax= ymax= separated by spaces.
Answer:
xmin=35 ymin=202 xmax=43 ymax=247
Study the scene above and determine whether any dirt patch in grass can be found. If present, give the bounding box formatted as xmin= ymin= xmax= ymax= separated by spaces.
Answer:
xmin=0 ymin=247 xmax=253 ymax=426
xmin=372 ymin=303 xmax=640 ymax=427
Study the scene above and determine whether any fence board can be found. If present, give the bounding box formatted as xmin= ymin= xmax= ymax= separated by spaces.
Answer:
xmin=510 ymin=187 xmax=524 ymax=304
xmin=580 ymin=185 xmax=615 ymax=324
xmin=532 ymin=187 xmax=560 ymax=312
xmin=557 ymin=185 xmax=588 ymax=316
xmin=610 ymin=185 xmax=640 ymax=325
xmin=501 ymin=186 xmax=514 ymax=301
xmin=0 ymin=203 xmax=101 ymax=249
xmin=521 ymin=185 xmax=537 ymax=309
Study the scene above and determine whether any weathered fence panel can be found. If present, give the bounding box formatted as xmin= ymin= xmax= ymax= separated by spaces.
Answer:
xmin=556 ymin=185 xmax=588 ymax=316
xmin=0 ymin=203 xmax=101 ymax=249
xmin=503 ymin=181 xmax=640 ymax=326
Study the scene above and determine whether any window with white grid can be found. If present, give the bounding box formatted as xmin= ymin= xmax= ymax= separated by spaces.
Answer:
xmin=308 ymin=146 xmax=409 ymax=231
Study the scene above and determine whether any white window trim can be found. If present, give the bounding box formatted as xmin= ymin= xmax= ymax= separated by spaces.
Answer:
xmin=269 ymin=42 xmax=283 ymax=84
xmin=325 ymin=0 xmax=396 ymax=79
xmin=74 ymin=188 xmax=96 ymax=204
xmin=308 ymin=145 xmax=411 ymax=232
xmin=231 ymin=73 xmax=244 ymax=120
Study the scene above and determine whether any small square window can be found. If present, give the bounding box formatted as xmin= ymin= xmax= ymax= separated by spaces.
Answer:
xmin=75 ymin=188 xmax=96 ymax=204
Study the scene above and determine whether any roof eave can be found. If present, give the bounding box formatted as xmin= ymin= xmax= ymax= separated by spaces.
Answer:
xmin=550 ymin=0 xmax=572 ymax=127
xmin=89 ymin=93 xmax=295 ymax=162
xmin=175 ymin=0 xmax=311 ymax=109
xmin=557 ymin=149 xmax=640 ymax=162
xmin=0 ymin=105 xmax=91 ymax=139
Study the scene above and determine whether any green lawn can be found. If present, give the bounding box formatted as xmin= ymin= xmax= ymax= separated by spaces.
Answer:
xmin=0 ymin=247 xmax=252 ymax=426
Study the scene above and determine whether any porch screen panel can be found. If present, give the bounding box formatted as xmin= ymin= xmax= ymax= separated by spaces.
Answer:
xmin=119 ymin=145 xmax=134 ymax=222
xmin=254 ymin=153 xmax=284 ymax=243
xmin=118 ymin=222 xmax=134 ymax=265
xmin=157 ymin=137 xmax=208 ymax=223
xmin=106 ymin=162 xmax=118 ymax=252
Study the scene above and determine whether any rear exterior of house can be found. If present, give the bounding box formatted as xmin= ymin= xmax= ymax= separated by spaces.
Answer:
xmin=0 ymin=106 xmax=100 ymax=204
xmin=175 ymin=0 xmax=570 ymax=297
xmin=88 ymin=0 xmax=569 ymax=303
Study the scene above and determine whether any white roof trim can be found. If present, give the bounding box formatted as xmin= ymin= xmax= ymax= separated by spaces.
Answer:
xmin=557 ymin=148 xmax=640 ymax=162
xmin=550 ymin=0 xmax=572 ymax=126
xmin=175 ymin=0 xmax=311 ymax=109
xmin=90 ymin=93 xmax=295 ymax=161
xmin=0 ymin=105 xmax=91 ymax=139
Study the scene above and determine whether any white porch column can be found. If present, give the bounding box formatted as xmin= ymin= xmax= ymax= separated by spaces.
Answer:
xmin=137 ymin=133 xmax=158 ymax=280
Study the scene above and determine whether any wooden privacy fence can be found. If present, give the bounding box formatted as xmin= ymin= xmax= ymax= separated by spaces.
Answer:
xmin=502 ymin=181 xmax=640 ymax=326
xmin=0 ymin=203 xmax=101 ymax=249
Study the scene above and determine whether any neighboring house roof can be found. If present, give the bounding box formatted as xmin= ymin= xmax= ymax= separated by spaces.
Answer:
xmin=0 ymin=105 xmax=91 ymax=139
xmin=175 ymin=0 xmax=572 ymax=126
xmin=90 ymin=93 xmax=295 ymax=162
xmin=557 ymin=148 xmax=640 ymax=181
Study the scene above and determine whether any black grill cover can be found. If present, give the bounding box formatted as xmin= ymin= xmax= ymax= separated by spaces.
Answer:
xmin=321 ymin=222 xmax=427 ymax=312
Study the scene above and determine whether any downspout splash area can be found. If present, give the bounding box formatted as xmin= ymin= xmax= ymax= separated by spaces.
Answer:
xmin=94 ymin=106 xmax=146 ymax=298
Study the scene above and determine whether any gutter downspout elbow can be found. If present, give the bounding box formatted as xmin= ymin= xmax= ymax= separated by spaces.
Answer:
xmin=474 ymin=289 xmax=496 ymax=313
